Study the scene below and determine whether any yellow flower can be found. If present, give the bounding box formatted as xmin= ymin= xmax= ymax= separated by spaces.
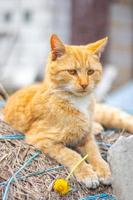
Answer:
xmin=53 ymin=178 xmax=70 ymax=195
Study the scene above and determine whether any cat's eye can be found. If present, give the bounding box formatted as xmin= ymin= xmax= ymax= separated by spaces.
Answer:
xmin=67 ymin=69 xmax=77 ymax=76
xmin=87 ymin=69 xmax=94 ymax=75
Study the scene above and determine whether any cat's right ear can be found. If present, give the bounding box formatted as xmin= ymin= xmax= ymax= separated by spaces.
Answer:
xmin=50 ymin=34 xmax=65 ymax=61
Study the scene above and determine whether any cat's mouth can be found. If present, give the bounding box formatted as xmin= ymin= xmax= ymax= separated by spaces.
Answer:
xmin=78 ymin=90 xmax=88 ymax=94
xmin=74 ymin=86 xmax=95 ymax=96
xmin=80 ymin=90 xmax=89 ymax=94
xmin=73 ymin=89 xmax=90 ymax=96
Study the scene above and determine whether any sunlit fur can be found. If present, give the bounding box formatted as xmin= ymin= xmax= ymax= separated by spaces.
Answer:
xmin=2 ymin=34 xmax=133 ymax=189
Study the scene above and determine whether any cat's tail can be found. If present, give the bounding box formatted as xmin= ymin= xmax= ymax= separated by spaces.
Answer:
xmin=95 ymin=103 xmax=133 ymax=133
xmin=0 ymin=83 xmax=8 ymax=100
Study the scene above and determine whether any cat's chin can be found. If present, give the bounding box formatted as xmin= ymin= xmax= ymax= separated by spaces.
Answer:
xmin=71 ymin=90 xmax=90 ymax=97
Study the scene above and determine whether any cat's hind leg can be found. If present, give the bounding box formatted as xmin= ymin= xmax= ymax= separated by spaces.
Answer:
xmin=76 ymin=134 xmax=111 ymax=185
xmin=92 ymin=122 xmax=104 ymax=135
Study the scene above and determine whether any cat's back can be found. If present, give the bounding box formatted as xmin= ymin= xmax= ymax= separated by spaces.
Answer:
xmin=5 ymin=84 xmax=41 ymax=107
xmin=3 ymin=84 xmax=41 ymax=128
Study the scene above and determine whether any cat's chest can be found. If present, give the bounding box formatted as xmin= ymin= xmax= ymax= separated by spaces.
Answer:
xmin=70 ymin=95 xmax=92 ymax=119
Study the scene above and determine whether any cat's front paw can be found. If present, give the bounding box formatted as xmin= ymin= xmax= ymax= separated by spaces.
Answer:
xmin=75 ymin=164 xmax=99 ymax=189
xmin=94 ymin=159 xmax=112 ymax=185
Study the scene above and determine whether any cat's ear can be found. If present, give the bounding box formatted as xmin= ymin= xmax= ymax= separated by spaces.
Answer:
xmin=50 ymin=34 xmax=66 ymax=61
xmin=87 ymin=37 xmax=108 ymax=57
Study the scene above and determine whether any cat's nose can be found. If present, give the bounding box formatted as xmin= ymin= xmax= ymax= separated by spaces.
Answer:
xmin=81 ymin=84 xmax=88 ymax=89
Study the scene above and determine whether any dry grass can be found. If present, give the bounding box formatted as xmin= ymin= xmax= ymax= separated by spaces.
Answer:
xmin=0 ymin=120 xmax=126 ymax=200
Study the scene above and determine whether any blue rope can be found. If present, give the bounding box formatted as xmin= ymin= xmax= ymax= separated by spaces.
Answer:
xmin=0 ymin=134 xmax=25 ymax=140
xmin=79 ymin=193 xmax=116 ymax=200
xmin=2 ymin=151 xmax=41 ymax=200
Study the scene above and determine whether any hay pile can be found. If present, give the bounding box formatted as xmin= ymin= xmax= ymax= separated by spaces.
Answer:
xmin=0 ymin=120 xmax=125 ymax=200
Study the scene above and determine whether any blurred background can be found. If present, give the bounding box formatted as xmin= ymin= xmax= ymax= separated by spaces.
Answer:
xmin=0 ymin=0 xmax=133 ymax=112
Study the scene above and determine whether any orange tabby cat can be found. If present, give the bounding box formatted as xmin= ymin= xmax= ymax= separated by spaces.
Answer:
xmin=1 ymin=34 xmax=133 ymax=189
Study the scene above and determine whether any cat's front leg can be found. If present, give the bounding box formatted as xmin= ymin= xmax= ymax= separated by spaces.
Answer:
xmin=26 ymin=135 xmax=99 ymax=189
xmin=44 ymin=143 xmax=99 ymax=188
xmin=77 ymin=135 xmax=111 ymax=185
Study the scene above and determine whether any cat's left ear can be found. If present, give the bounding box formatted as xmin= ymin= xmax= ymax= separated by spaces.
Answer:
xmin=50 ymin=34 xmax=66 ymax=61
xmin=86 ymin=37 xmax=108 ymax=58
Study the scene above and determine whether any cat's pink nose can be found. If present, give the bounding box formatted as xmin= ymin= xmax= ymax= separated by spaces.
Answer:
xmin=81 ymin=84 xmax=88 ymax=89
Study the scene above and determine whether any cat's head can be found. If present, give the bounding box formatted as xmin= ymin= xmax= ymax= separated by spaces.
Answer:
xmin=46 ymin=34 xmax=108 ymax=96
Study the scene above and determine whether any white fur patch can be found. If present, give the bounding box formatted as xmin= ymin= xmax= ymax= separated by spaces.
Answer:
xmin=70 ymin=95 xmax=92 ymax=119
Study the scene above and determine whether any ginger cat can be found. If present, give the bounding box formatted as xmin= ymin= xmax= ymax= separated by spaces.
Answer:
xmin=1 ymin=34 xmax=133 ymax=189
